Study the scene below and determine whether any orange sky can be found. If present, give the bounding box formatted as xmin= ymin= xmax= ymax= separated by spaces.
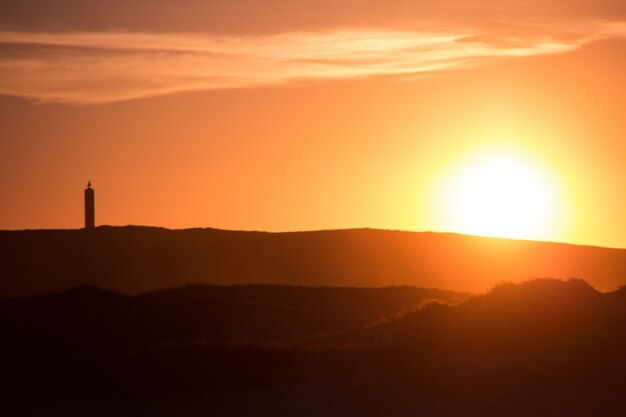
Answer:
xmin=1 ymin=1 xmax=625 ymax=248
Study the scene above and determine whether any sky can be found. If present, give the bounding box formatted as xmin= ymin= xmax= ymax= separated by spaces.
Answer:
xmin=1 ymin=0 xmax=625 ymax=248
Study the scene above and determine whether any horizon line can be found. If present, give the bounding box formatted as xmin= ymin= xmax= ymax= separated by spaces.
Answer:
xmin=2 ymin=224 xmax=623 ymax=251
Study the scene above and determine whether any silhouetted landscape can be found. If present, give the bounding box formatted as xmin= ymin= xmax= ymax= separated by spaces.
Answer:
xmin=3 ymin=279 xmax=625 ymax=416
xmin=3 ymin=226 xmax=626 ymax=415
xmin=1 ymin=226 xmax=625 ymax=297
xmin=3 ymin=1 xmax=626 ymax=415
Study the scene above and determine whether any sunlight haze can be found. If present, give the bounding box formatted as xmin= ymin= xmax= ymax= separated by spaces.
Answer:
xmin=0 ymin=0 xmax=624 ymax=248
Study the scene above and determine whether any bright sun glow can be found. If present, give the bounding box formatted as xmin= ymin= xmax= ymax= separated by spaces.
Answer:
xmin=436 ymin=150 xmax=561 ymax=241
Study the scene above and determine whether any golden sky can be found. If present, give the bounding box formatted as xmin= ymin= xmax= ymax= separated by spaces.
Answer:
xmin=1 ymin=0 xmax=625 ymax=248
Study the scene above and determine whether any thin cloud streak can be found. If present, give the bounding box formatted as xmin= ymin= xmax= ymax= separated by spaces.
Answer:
xmin=0 ymin=24 xmax=624 ymax=104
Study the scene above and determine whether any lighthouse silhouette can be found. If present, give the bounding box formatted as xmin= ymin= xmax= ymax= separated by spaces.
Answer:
xmin=84 ymin=182 xmax=95 ymax=229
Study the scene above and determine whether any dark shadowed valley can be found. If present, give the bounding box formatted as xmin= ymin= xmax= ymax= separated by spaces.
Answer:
xmin=2 ymin=279 xmax=625 ymax=416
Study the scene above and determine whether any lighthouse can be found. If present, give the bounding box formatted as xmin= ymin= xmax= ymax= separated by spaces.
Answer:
xmin=84 ymin=182 xmax=95 ymax=229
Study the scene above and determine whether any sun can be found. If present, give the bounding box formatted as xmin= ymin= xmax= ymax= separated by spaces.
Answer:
xmin=435 ymin=149 xmax=560 ymax=241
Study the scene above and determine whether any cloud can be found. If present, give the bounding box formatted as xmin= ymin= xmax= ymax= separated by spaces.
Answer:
xmin=0 ymin=22 xmax=625 ymax=104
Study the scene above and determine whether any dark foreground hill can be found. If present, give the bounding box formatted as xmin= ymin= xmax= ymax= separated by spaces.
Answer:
xmin=1 ymin=226 xmax=625 ymax=297
xmin=2 ymin=279 xmax=625 ymax=416
xmin=2 ymin=284 xmax=467 ymax=354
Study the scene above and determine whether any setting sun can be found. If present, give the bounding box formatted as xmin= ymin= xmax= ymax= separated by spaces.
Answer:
xmin=436 ymin=150 xmax=561 ymax=241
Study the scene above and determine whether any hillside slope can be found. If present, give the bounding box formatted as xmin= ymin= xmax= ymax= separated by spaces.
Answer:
xmin=1 ymin=226 xmax=624 ymax=296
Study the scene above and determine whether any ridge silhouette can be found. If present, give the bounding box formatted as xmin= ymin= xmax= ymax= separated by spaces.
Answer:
xmin=1 ymin=226 xmax=624 ymax=297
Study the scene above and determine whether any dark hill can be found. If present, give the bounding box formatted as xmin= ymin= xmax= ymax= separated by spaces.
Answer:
xmin=1 ymin=226 xmax=625 ymax=297
xmin=331 ymin=279 xmax=623 ymax=349
xmin=2 ymin=284 xmax=465 ymax=357
xmin=3 ymin=279 xmax=625 ymax=416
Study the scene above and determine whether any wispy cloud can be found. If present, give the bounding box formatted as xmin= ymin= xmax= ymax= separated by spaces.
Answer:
xmin=0 ymin=23 xmax=624 ymax=104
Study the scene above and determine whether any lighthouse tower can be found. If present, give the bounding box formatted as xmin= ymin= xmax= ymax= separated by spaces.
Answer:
xmin=84 ymin=182 xmax=95 ymax=229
